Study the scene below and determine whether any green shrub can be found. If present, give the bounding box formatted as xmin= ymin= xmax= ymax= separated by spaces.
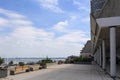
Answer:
xmin=19 ymin=62 xmax=25 ymax=66
xmin=73 ymin=57 xmax=82 ymax=62
xmin=36 ymin=60 xmax=47 ymax=69
xmin=26 ymin=62 xmax=35 ymax=65
xmin=36 ymin=60 xmax=41 ymax=64
xmin=0 ymin=57 xmax=4 ymax=65
xmin=41 ymin=57 xmax=53 ymax=63
xmin=9 ymin=61 xmax=13 ymax=66
xmin=72 ymin=57 xmax=92 ymax=62
xmin=36 ymin=57 xmax=53 ymax=67
xmin=82 ymin=57 xmax=92 ymax=62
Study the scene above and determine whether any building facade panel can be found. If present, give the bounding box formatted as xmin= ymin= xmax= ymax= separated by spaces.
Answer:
xmin=90 ymin=0 xmax=120 ymax=78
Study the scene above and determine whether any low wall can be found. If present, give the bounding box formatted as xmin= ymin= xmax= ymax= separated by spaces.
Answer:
xmin=0 ymin=70 xmax=8 ymax=78
xmin=73 ymin=62 xmax=92 ymax=64
xmin=46 ymin=63 xmax=57 ymax=67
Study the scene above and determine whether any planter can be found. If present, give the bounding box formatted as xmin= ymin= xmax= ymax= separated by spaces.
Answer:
xmin=0 ymin=69 xmax=8 ymax=78
xmin=74 ymin=62 xmax=92 ymax=64
xmin=40 ymin=63 xmax=47 ymax=69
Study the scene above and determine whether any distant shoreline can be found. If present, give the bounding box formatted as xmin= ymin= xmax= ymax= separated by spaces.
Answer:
xmin=3 ymin=57 xmax=66 ymax=59
xmin=4 ymin=58 xmax=66 ymax=64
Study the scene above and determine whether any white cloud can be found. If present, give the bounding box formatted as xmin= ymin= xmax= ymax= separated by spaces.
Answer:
xmin=0 ymin=28 xmax=84 ymax=57
xmin=10 ymin=19 xmax=33 ymax=26
xmin=10 ymin=26 xmax=54 ymax=41
xmin=0 ymin=8 xmax=89 ymax=58
xmin=69 ymin=15 xmax=78 ymax=20
xmin=73 ymin=0 xmax=90 ymax=12
xmin=0 ymin=8 xmax=26 ymax=19
xmin=0 ymin=8 xmax=55 ymax=57
xmin=0 ymin=26 xmax=55 ymax=57
xmin=0 ymin=8 xmax=33 ymax=30
xmin=52 ymin=20 xmax=68 ymax=32
xmin=36 ymin=0 xmax=64 ymax=13
xmin=81 ymin=17 xmax=90 ymax=22
xmin=0 ymin=18 xmax=9 ymax=26
xmin=56 ymin=31 xmax=89 ymax=43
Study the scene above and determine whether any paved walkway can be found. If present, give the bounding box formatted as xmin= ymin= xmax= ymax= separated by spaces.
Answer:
xmin=1 ymin=63 xmax=120 ymax=80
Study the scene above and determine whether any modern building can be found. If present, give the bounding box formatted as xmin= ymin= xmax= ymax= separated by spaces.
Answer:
xmin=90 ymin=0 xmax=120 ymax=78
xmin=80 ymin=40 xmax=92 ymax=58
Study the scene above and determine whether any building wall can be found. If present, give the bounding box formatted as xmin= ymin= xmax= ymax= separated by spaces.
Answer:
xmin=81 ymin=40 xmax=92 ymax=53
xmin=81 ymin=40 xmax=92 ymax=58
xmin=81 ymin=53 xmax=92 ymax=58
xmin=98 ymin=0 xmax=120 ymax=59
xmin=91 ymin=1 xmax=120 ymax=76
xmin=99 ymin=0 xmax=120 ymax=18
xmin=91 ymin=0 xmax=120 ymax=54
xmin=94 ymin=48 xmax=101 ymax=64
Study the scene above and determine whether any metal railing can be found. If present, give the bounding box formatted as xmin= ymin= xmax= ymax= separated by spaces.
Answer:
xmin=91 ymin=0 xmax=107 ymax=13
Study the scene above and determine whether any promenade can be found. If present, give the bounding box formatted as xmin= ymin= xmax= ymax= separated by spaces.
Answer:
xmin=1 ymin=63 xmax=119 ymax=80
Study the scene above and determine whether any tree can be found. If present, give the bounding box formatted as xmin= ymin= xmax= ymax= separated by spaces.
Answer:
xmin=9 ymin=61 xmax=13 ymax=66
xmin=41 ymin=57 xmax=53 ymax=63
xmin=0 ymin=57 xmax=4 ymax=65
xmin=19 ymin=62 xmax=25 ymax=66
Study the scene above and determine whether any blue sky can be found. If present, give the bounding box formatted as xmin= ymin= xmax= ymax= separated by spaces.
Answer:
xmin=0 ymin=0 xmax=90 ymax=58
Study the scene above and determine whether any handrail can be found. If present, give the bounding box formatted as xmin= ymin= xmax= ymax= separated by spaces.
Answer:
xmin=91 ymin=0 xmax=108 ymax=13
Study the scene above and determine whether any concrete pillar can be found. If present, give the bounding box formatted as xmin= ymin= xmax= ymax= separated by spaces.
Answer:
xmin=100 ymin=46 xmax=102 ymax=66
xmin=95 ymin=48 xmax=99 ymax=65
xmin=94 ymin=54 xmax=96 ymax=62
xmin=96 ymin=50 xmax=99 ymax=65
xmin=95 ymin=51 xmax=98 ymax=64
xmin=97 ymin=52 xmax=99 ymax=65
xmin=102 ymin=40 xmax=106 ymax=70
xmin=110 ymin=27 xmax=116 ymax=78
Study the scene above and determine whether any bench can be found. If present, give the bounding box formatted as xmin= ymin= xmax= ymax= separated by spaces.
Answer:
xmin=29 ymin=65 xmax=42 ymax=71
xmin=10 ymin=65 xmax=30 ymax=75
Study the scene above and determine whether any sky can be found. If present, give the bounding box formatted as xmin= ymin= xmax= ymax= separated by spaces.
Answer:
xmin=0 ymin=0 xmax=90 ymax=58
